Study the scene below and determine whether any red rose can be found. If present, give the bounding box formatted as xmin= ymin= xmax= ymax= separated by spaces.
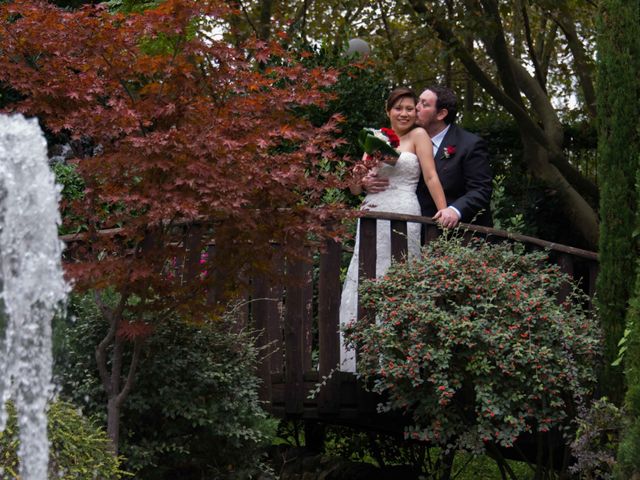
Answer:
xmin=444 ymin=145 xmax=456 ymax=158
xmin=380 ymin=127 xmax=400 ymax=148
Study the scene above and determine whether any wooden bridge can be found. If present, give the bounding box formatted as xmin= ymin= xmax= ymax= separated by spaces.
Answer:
xmin=62 ymin=210 xmax=599 ymax=454
xmin=237 ymin=211 xmax=599 ymax=435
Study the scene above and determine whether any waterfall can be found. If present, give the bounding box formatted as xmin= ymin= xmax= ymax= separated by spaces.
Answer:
xmin=0 ymin=114 xmax=69 ymax=479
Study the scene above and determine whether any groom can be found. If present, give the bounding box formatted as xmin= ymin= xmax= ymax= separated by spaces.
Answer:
xmin=364 ymin=85 xmax=493 ymax=228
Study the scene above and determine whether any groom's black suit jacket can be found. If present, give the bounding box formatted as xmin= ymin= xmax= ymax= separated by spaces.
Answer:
xmin=416 ymin=123 xmax=493 ymax=227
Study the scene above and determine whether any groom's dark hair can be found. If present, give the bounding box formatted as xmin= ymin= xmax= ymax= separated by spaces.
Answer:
xmin=427 ymin=85 xmax=458 ymax=125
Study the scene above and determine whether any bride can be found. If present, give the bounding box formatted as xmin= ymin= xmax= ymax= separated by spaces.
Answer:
xmin=339 ymin=87 xmax=447 ymax=372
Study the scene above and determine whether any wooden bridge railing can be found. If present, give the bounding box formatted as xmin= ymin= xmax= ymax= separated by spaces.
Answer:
xmin=61 ymin=212 xmax=599 ymax=430
xmin=238 ymin=212 xmax=600 ymax=427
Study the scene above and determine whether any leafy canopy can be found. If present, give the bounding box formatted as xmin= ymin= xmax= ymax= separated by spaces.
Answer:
xmin=0 ymin=0 xmax=349 ymax=317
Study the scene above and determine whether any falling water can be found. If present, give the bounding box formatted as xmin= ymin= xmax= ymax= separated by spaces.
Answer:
xmin=0 ymin=114 xmax=69 ymax=479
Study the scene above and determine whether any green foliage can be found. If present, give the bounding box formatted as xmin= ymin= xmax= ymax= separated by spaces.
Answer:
xmin=301 ymin=53 xmax=391 ymax=207
xmin=52 ymin=161 xmax=85 ymax=202
xmin=343 ymin=235 xmax=602 ymax=453
xmin=617 ymin=256 xmax=640 ymax=477
xmin=0 ymin=400 xmax=127 ymax=479
xmin=106 ymin=0 xmax=161 ymax=13
xmin=595 ymin=0 xmax=640 ymax=401
xmin=466 ymin=118 xmax=591 ymax=244
xmin=56 ymin=293 xmax=277 ymax=479
xmin=490 ymin=175 xmax=527 ymax=235
xmin=570 ymin=397 xmax=624 ymax=480
xmin=52 ymin=161 xmax=87 ymax=235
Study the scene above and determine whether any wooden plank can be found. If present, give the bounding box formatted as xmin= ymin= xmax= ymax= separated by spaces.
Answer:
xmin=267 ymin=250 xmax=284 ymax=374
xmin=424 ymin=223 xmax=440 ymax=245
xmin=357 ymin=217 xmax=377 ymax=414
xmin=271 ymin=372 xmax=360 ymax=409
xmin=317 ymin=238 xmax=342 ymax=414
xmin=302 ymin=249 xmax=313 ymax=373
xmin=182 ymin=224 xmax=205 ymax=283
xmin=252 ymin=270 xmax=274 ymax=402
xmin=557 ymin=253 xmax=574 ymax=304
xmin=357 ymin=217 xmax=377 ymax=325
xmin=284 ymin=254 xmax=306 ymax=415
xmin=390 ymin=219 xmax=408 ymax=262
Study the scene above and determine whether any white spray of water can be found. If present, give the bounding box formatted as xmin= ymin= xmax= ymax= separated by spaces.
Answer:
xmin=0 ymin=114 xmax=69 ymax=479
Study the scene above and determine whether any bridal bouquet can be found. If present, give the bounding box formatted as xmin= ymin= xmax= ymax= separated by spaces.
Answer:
xmin=353 ymin=127 xmax=400 ymax=177
xmin=358 ymin=127 xmax=400 ymax=159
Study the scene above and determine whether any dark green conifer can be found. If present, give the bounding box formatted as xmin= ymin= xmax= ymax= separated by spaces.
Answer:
xmin=596 ymin=0 xmax=640 ymax=476
xmin=595 ymin=0 xmax=640 ymax=403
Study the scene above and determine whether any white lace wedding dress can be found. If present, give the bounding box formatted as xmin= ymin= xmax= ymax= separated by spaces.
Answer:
xmin=339 ymin=152 xmax=422 ymax=372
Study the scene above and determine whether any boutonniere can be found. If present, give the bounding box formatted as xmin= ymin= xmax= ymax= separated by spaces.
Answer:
xmin=443 ymin=145 xmax=456 ymax=159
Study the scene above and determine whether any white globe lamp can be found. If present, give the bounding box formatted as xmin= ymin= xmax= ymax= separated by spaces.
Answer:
xmin=346 ymin=38 xmax=371 ymax=57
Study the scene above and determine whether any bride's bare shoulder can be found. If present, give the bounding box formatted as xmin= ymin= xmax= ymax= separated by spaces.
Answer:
xmin=409 ymin=126 xmax=429 ymax=139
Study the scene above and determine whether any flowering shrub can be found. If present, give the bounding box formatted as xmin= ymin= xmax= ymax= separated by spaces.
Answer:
xmin=570 ymin=397 xmax=624 ymax=479
xmin=343 ymin=235 xmax=602 ymax=451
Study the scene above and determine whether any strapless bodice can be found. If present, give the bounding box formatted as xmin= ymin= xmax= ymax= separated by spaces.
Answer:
xmin=361 ymin=151 xmax=420 ymax=212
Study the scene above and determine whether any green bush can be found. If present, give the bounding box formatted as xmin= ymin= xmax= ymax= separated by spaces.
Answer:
xmin=343 ymin=235 xmax=602 ymax=452
xmin=56 ymin=293 xmax=277 ymax=479
xmin=52 ymin=161 xmax=87 ymax=235
xmin=570 ymin=397 xmax=624 ymax=480
xmin=0 ymin=400 xmax=126 ymax=479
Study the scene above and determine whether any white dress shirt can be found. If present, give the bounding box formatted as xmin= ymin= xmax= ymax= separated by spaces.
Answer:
xmin=429 ymin=125 xmax=461 ymax=219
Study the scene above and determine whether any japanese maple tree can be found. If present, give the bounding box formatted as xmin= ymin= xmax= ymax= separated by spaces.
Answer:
xmin=0 ymin=0 xmax=349 ymax=452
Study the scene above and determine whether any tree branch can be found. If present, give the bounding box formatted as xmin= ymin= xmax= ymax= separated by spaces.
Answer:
xmin=234 ymin=0 xmax=259 ymax=37
xmin=508 ymin=58 xmax=598 ymax=200
xmin=509 ymin=58 xmax=563 ymax=145
xmin=257 ymin=0 xmax=272 ymax=41
xmin=377 ymin=0 xmax=400 ymax=63
xmin=538 ymin=19 xmax=558 ymax=79
xmin=94 ymin=289 xmax=129 ymax=396
xmin=517 ymin=0 xmax=546 ymax=92
xmin=549 ymin=5 xmax=597 ymax=118
xmin=286 ymin=0 xmax=311 ymax=40
xmin=116 ymin=337 xmax=143 ymax=408
xmin=407 ymin=0 xmax=553 ymax=150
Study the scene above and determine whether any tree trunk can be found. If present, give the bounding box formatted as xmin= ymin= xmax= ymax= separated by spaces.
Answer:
xmin=407 ymin=0 xmax=600 ymax=247
xmin=522 ymin=135 xmax=599 ymax=249
xmin=107 ymin=396 xmax=121 ymax=455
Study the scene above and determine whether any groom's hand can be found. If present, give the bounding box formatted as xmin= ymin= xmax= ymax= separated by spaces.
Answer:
xmin=434 ymin=207 xmax=460 ymax=229
xmin=361 ymin=170 xmax=389 ymax=193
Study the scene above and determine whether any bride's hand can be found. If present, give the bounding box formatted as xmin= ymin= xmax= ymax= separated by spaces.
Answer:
xmin=369 ymin=151 xmax=397 ymax=166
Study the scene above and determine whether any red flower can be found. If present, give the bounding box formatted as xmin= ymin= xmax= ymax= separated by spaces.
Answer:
xmin=380 ymin=127 xmax=400 ymax=148
xmin=443 ymin=145 xmax=456 ymax=159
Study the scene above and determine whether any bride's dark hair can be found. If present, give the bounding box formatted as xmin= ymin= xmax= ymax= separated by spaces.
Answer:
xmin=385 ymin=87 xmax=417 ymax=112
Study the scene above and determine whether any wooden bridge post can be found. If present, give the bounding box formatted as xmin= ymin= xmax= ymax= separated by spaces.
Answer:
xmin=318 ymin=238 xmax=341 ymax=414
xmin=182 ymin=224 xmax=205 ymax=283
xmin=390 ymin=219 xmax=408 ymax=262
xmin=252 ymin=249 xmax=284 ymax=403
xmin=357 ymin=217 xmax=378 ymax=414
xmin=302 ymin=247 xmax=313 ymax=373
xmin=284 ymin=252 xmax=312 ymax=416
xmin=357 ymin=217 xmax=377 ymax=325
xmin=557 ymin=253 xmax=575 ymax=304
